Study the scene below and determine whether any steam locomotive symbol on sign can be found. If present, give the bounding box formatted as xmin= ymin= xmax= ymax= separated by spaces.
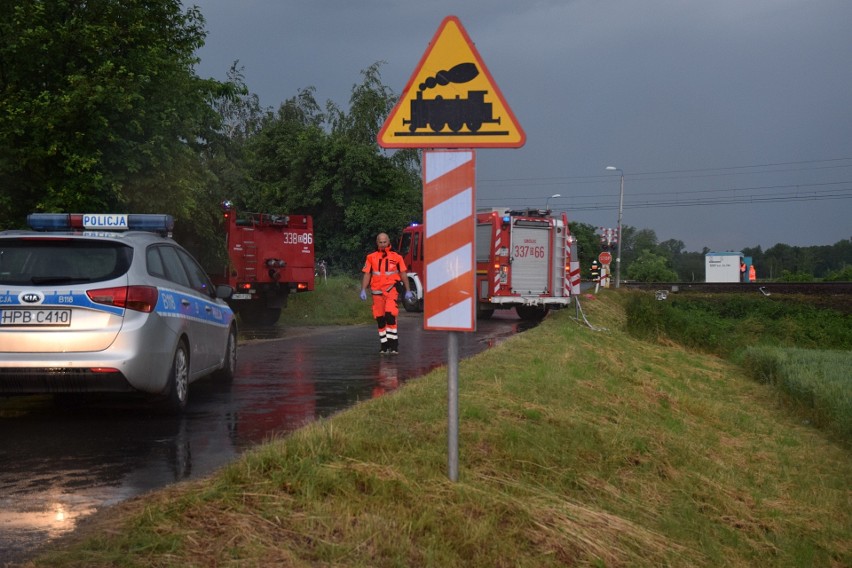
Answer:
xmin=398 ymin=62 xmax=508 ymax=135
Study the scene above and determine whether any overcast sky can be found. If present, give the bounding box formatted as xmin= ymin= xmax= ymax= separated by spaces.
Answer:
xmin=188 ymin=0 xmax=851 ymax=253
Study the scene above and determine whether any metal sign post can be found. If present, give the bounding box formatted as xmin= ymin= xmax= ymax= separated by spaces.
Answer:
xmin=447 ymin=331 xmax=460 ymax=481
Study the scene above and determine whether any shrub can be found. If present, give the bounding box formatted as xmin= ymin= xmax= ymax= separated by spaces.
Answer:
xmin=823 ymin=265 xmax=852 ymax=282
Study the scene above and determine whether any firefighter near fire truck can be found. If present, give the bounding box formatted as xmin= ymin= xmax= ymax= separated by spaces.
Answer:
xmin=361 ymin=233 xmax=414 ymax=354
xmin=590 ymin=259 xmax=601 ymax=283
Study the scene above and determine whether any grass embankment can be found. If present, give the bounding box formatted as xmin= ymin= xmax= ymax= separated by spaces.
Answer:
xmin=29 ymin=292 xmax=851 ymax=567
xmin=625 ymin=291 xmax=852 ymax=443
xmin=279 ymin=275 xmax=374 ymax=326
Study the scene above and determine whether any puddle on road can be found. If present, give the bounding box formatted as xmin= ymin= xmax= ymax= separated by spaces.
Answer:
xmin=239 ymin=324 xmax=337 ymax=343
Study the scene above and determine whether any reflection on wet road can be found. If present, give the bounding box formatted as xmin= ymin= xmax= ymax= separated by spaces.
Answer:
xmin=0 ymin=311 xmax=529 ymax=565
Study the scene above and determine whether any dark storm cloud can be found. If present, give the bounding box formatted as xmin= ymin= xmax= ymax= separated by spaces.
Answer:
xmin=189 ymin=0 xmax=852 ymax=251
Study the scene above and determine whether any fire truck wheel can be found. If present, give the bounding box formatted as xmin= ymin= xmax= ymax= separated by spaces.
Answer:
xmin=476 ymin=305 xmax=494 ymax=320
xmin=516 ymin=305 xmax=549 ymax=322
xmin=240 ymin=306 xmax=281 ymax=327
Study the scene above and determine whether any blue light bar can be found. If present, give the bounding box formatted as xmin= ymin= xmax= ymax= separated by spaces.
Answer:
xmin=126 ymin=214 xmax=174 ymax=233
xmin=27 ymin=213 xmax=175 ymax=235
xmin=26 ymin=214 xmax=72 ymax=230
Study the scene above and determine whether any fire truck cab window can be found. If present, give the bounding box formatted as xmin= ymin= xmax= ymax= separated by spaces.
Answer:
xmin=399 ymin=232 xmax=412 ymax=256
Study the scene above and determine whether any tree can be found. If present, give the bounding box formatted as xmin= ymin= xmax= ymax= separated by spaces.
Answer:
xmin=658 ymin=238 xmax=686 ymax=260
xmin=331 ymin=62 xmax=394 ymax=147
xmin=626 ymin=228 xmax=658 ymax=264
xmin=180 ymin=62 xmax=271 ymax=269
xmin=626 ymin=249 xmax=678 ymax=282
xmin=673 ymin=251 xmax=705 ymax=282
xmin=241 ymin=64 xmax=421 ymax=272
xmin=568 ymin=222 xmax=601 ymax=277
xmin=0 ymin=0 xmax=230 ymax=229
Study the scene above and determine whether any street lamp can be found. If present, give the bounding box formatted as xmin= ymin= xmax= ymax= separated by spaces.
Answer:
xmin=605 ymin=166 xmax=624 ymax=288
xmin=545 ymin=193 xmax=561 ymax=212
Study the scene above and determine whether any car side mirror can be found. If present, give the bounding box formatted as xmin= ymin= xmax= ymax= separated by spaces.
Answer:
xmin=215 ymin=285 xmax=233 ymax=300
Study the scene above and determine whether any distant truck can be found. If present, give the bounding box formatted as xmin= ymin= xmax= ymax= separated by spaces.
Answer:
xmin=397 ymin=208 xmax=574 ymax=321
xmin=211 ymin=201 xmax=315 ymax=326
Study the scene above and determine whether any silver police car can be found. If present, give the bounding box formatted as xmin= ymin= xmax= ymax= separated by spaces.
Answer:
xmin=0 ymin=213 xmax=237 ymax=412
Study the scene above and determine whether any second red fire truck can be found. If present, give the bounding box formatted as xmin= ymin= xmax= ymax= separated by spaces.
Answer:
xmin=397 ymin=208 xmax=575 ymax=321
xmin=211 ymin=201 xmax=315 ymax=326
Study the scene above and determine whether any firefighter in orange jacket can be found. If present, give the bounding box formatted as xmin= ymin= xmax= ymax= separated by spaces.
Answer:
xmin=360 ymin=233 xmax=413 ymax=354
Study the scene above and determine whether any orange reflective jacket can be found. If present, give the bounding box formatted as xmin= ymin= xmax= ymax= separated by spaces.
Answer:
xmin=362 ymin=249 xmax=407 ymax=292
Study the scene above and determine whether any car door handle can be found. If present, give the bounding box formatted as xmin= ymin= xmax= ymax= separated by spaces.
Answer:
xmin=205 ymin=306 xmax=212 ymax=312
xmin=181 ymin=299 xmax=191 ymax=306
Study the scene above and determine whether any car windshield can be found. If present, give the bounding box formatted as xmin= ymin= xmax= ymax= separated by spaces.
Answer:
xmin=0 ymin=239 xmax=133 ymax=285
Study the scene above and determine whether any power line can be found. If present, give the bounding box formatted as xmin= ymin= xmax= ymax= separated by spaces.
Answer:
xmin=598 ymin=157 xmax=852 ymax=178
xmin=479 ymin=180 xmax=852 ymax=203
xmin=478 ymin=156 xmax=852 ymax=185
xmin=478 ymin=182 xmax=852 ymax=209
xmin=564 ymin=191 xmax=852 ymax=212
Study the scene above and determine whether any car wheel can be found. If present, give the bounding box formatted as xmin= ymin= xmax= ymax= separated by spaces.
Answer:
xmin=402 ymin=295 xmax=422 ymax=313
xmin=213 ymin=326 xmax=237 ymax=382
xmin=402 ymin=279 xmax=422 ymax=313
xmin=163 ymin=340 xmax=190 ymax=413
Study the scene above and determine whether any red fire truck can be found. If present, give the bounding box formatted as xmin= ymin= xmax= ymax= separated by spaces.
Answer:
xmin=397 ymin=208 xmax=574 ymax=321
xmin=212 ymin=201 xmax=315 ymax=326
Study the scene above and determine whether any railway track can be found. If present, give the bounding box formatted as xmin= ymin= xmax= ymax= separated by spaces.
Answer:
xmin=623 ymin=281 xmax=852 ymax=295
xmin=622 ymin=281 xmax=852 ymax=313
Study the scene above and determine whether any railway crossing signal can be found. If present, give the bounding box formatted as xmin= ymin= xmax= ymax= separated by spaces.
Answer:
xmin=377 ymin=15 xmax=525 ymax=149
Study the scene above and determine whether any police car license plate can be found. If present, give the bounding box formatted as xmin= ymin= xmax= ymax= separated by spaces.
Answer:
xmin=0 ymin=309 xmax=72 ymax=327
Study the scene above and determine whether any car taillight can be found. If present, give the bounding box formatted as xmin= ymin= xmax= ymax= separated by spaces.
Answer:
xmin=87 ymin=286 xmax=158 ymax=313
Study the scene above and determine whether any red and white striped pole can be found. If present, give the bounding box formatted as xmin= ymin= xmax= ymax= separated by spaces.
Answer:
xmin=422 ymin=150 xmax=476 ymax=332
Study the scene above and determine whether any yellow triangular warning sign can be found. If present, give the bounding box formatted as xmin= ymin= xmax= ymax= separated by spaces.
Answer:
xmin=378 ymin=16 xmax=525 ymax=149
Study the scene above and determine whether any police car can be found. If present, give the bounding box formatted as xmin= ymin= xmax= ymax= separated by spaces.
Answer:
xmin=0 ymin=213 xmax=237 ymax=412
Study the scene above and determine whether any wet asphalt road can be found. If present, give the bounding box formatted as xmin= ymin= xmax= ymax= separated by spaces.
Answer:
xmin=0 ymin=310 xmax=528 ymax=565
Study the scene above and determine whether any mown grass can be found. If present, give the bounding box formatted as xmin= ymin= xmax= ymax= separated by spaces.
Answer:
xmin=279 ymin=275 xmax=374 ymax=326
xmin=624 ymin=291 xmax=852 ymax=446
xmin=27 ymin=292 xmax=851 ymax=567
